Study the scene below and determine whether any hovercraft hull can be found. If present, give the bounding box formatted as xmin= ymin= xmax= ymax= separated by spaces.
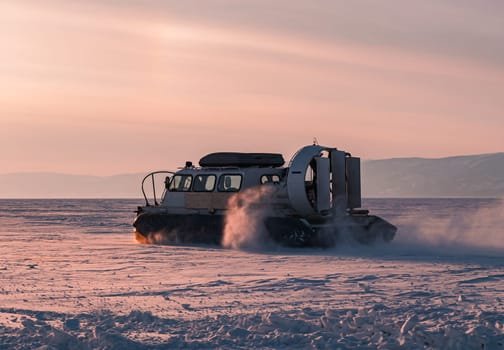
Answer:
xmin=133 ymin=212 xmax=396 ymax=247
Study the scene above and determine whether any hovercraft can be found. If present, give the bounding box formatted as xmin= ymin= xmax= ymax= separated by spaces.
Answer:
xmin=133 ymin=144 xmax=396 ymax=247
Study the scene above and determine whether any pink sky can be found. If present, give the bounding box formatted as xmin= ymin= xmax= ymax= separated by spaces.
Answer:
xmin=1 ymin=0 xmax=503 ymax=175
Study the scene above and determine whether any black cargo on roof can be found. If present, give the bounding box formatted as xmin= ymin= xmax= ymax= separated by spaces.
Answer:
xmin=199 ymin=152 xmax=285 ymax=168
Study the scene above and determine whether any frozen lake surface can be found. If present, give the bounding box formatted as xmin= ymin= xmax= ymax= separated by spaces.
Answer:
xmin=0 ymin=198 xmax=503 ymax=349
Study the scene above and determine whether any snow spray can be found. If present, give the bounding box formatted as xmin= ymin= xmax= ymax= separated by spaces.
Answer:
xmin=222 ymin=186 xmax=276 ymax=250
xmin=389 ymin=198 xmax=504 ymax=256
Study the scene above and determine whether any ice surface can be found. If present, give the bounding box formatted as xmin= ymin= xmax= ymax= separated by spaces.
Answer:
xmin=0 ymin=198 xmax=503 ymax=349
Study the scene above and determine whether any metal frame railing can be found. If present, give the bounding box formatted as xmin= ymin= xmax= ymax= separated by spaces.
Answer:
xmin=141 ymin=171 xmax=175 ymax=206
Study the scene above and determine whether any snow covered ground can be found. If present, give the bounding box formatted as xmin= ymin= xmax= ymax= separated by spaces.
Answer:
xmin=0 ymin=198 xmax=503 ymax=349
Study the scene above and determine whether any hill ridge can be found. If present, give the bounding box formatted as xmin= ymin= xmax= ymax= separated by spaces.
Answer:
xmin=1 ymin=153 xmax=503 ymax=198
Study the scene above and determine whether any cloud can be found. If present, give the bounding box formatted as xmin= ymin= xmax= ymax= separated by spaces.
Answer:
xmin=1 ymin=0 xmax=503 ymax=174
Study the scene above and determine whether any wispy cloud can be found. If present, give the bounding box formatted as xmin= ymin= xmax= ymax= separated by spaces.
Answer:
xmin=1 ymin=0 xmax=503 ymax=174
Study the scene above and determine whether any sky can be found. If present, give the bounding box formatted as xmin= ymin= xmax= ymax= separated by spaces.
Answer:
xmin=1 ymin=0 xmax=503 ymax=175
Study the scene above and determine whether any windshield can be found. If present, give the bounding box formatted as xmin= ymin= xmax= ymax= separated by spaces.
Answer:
xmin=169 ymin=174 xmax=193 ymax=192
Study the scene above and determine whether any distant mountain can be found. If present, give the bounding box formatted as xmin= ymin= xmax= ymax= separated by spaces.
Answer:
xmin=362 ymin=153 xmax=504 ymax=197
xmin=1 ymin=153 xmax=503 ymax=198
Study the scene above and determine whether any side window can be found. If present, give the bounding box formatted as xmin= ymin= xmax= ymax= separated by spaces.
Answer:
xmin=192 ymin=175 xmax=216 ymax=192
xmin=169 ymin=175 xmax=192 ymax=192
xmin=217 ymin=174 xmax=242 ymax=192
xmin=260 ymin=174 xmax=280 ymax=184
